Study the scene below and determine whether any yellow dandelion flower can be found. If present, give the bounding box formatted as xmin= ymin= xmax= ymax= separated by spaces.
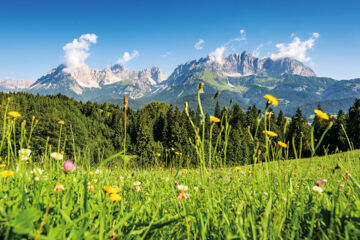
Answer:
xmin=156 ymin=153 xmax=161 ymax=157
xmin=263 ymin=94 xmax=278 ymax=107
xmin=277 ymin=141 xmax=288 ymax=148
xmin=0 ymin=170 xmax=14 ymax=178
xmin=104 ymin=186 xmax=118 ymax=194
xmin=0 ymin=163 xmax=6 ymax=168
xmin=248 ymin=170 xmax=252 ymax=174
xmin=58 ymin=120 xmax=65 ymax=125
xmin=314 ymin=109 xmax=329 ymax=120
xmin=110 ymin=193 xmax=122 ymax=202
xmin=263 ymin=130 xmax=278 ymax=137
xmin=292 ymin=172 xmax=297 ymax=176
xmin=235 ymin=166 xmax=242 ymax=171
xmin=210 ymin=115 xmax=221 ymax=123
xmin=171 ymin=147 xmax=175 ymax=151
xmin=89 ymin=171 xmax=94 ymax=176
xmin=8 ymin=111 xmax=21 ymax=119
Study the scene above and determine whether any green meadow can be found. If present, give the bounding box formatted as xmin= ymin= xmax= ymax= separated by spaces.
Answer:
xmin=0 ymin=85 xmax=359 ymax=239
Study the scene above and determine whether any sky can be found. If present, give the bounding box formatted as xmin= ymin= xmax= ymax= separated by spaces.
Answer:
xmin=0 ymin=0 xmax=360 ymax=80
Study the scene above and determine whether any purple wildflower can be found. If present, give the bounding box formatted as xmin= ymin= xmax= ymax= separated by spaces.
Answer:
xmin=315 ymin=180 xmax=324 ymax=186
xmin=344 ymin=174 xmax=350 ymax=180
xmin=62 ymin=160 xmax=76 ymax=173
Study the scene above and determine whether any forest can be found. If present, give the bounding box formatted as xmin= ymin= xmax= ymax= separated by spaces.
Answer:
xmin=1 ymin=92 xmax=359 ymax=168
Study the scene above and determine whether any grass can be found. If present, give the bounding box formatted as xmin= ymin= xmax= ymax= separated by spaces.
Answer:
xmin=0 ymin=91 xmax=359 ymax=239
xmin=0 ymin=150 xmax=359 ymax=239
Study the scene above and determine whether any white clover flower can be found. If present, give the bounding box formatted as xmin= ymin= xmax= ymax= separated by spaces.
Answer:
xmin=30 ymin=168 xmax=43 ymax=177
xmin=19 ymin=149 xmax=31 ymax=161
xmin=134 ymin=181 xmax=141 ymax=186
xmin=312 ymin=186 xmax=323 ymax=193
xmin=95 ymin=169 xmax=102 ymax=174
xmin=119 ymin=176 xmax=124 ymax=182
xmin=177 ymin=185 xmax=188 ymax=192
xmin=50 ymin=152 xmax=63 ymax=161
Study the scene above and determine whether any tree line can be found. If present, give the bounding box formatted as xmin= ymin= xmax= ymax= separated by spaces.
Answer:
xmin=1 ymin=92 xmax=359 ymax=168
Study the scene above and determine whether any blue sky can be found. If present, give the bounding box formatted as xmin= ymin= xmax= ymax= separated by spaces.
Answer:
xmin=0 ymin=0 xmax=359 ymax=80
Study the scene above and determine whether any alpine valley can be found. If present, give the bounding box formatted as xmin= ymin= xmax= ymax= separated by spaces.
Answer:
xmin=3 ymin=51 xmax=360 ymax=117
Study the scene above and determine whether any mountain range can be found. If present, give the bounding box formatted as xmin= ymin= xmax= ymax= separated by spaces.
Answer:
xmin=1 ymin=51 xmax=359 ymax=117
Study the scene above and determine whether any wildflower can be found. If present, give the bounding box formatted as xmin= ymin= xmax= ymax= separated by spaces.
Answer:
xmin=92 ymin=179 xmax=98 ymax=183
xmin=89 ymin=171 xmax=94 ymax=176
xmin=135 ymin=168 xmax=139 ymax=172
xmin=50 ymin=152 xmax=63 ymax=161
xmin=263 ymin=94 xmax=278 ymax=107
xmin=1 ymin=170 xmax=14 ymax=178
xmin=314 ymin=109 xmax=329 ymax=120
xmin=95 ymin=169 xmax=102 ymax=174
xmin=210 ymin=115 xmax=221 ymax=123
xmin=0 ymin=163 xmax=6 ymax=168
xmin=8 ymin=111 xmax=21 ymax=118
xmin=175 ymin=152 xmax=180 ymax=155
xmin=171 ymin=147 xmax=175 ymax=151
xmin=119 ymin=176 xmax=124 ymax=182
xmin=194 ymin=186 xmax=199 ymax=192
xmin=292 ymin=173 xmax=297 ymax=176
xmin=19 ymin=149 xmax=31 ymax=161
xmin=178 ymin=185 xmax=188 ymax=192
xmin=312 ymin=186 xmax=323 ymax=193
xmin=30 ymin=168 xmax=43 ymax=177
xmin=174 ymin=181 xmax=179 ymax=186
xmin=323 ymin=179 xmax=328 ymax=183
xmin=248 ymin=170 xmax=252 ymax=174
xmin=257 ymin=149 xmax=262 ymax=155
xmin=344 ymin=174 xmax=350 ymax=180
xmin=264 ymin=192 xmax=269 ymax=196
xmin=235 ymin=166 xmax=242 ymax=171
xmin=277 ymin=141 xmax=288 ymax=148
xmin=62 ymin=160 xmax=76 ymax=173
xmin=316 ymin=180 xmax=324 ymax=186
xmin=124 ymin=95 xmax=128 ymax=107
xmin=104 ymin=186 xmax=118 ymax=194
xmin=182 ymin=169 xmax=188 ymax=174
xmin=109 ymin=231 xmax=116 ymax=240
xmin=87 ymin=185 xmax=94 ymax=191
xmin=58 ymin=120 xmax=65 ymax=125
xmin=156 ymin=153 xmax=161 ymax=157
xmin=134 ymin=181 xmax=141 ymax=192
xmin=54 ymin=183 xmax=65 ymax=192
xmin=34 ymin=177 xmax=40 ymax=182
xmin=263 ymin=130 xmax=278 ymax=137
xmin=198 ymin=82 xmax=204 ymax=91
xmin=177 ymin=185 xmax=188 ymax=200
xmin=339 ymin=183 xmax=345 ymax=187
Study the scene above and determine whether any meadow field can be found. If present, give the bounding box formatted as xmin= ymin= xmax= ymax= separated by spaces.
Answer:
xmin=0 ymin=150 xmax=359 ymax=239
xmin=0 ymin=89 xmax=359 ymax=240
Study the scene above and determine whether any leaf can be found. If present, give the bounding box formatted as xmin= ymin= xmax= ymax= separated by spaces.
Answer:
xmin=12 ymin=208 xmax=42 ymax=235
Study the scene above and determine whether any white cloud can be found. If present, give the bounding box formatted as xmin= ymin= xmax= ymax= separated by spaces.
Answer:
xmin=208 ymin=29 xmax=246 ymax=64
xmin=252 ymin=43 xmax=264 ymax=57
xmin=117 ymin=50 xmax=140 ymax=64
xmin=194 ymin=39 xmax=205 ymax=50
xmin=209 ymin=46 xmax=226 ymax=64
xmin=62 ymin=33 xmax=98 ymax=71
xmin=161 ymin=51 xmax=172 ymax=58
xmin=270 ymin=33 xmax=320 ymax=62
